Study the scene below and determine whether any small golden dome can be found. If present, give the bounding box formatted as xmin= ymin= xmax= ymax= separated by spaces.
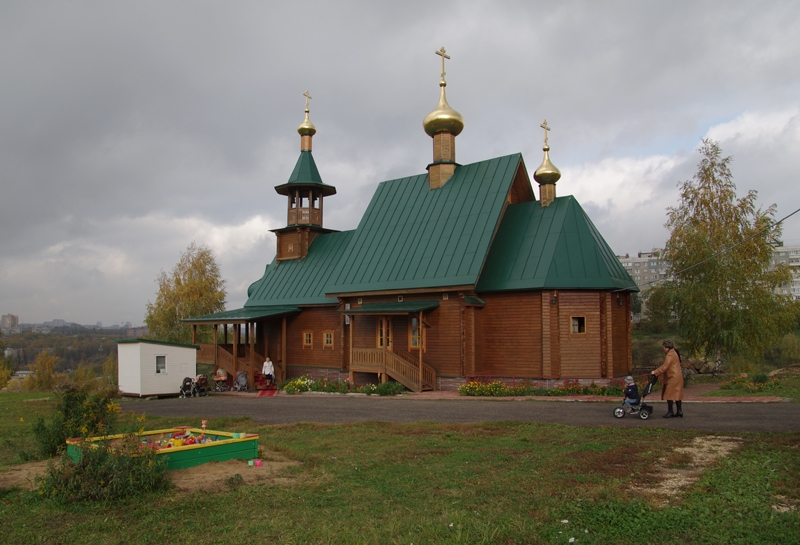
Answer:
xmin=533 ymin=144 xmax=561 ymax=185
xmin=297 ymin=108 xmax=316 ymax=137
xmin=423 ymin=81 xmax=464 ymax=137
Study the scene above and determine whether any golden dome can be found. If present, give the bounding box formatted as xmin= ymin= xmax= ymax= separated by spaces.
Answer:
xmin=533 ymin=144 xmax=561 ymax=185
xmin=423 ymin=81 xmax=464 ymax=137
xmin=297 ymin=108 xmax=316 ymax=137
xmin=297 ymin=90 xmax=316 ymax=137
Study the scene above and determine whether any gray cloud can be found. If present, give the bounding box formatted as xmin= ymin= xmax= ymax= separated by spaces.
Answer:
xmin=2 ymin=1 xmax=799 ymax=324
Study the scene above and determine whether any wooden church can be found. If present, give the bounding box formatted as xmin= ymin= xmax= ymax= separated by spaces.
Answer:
xmin=186 ymin=50 xmax=638 ymax=391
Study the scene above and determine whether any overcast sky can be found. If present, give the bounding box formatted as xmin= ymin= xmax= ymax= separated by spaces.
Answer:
xmin=2 ymin=1 xmax=800 ymax=326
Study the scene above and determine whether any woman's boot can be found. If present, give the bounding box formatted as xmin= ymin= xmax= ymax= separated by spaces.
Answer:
xmin=664 ymin=400 xmax=674 ymax=418
xmin=675 ymin=401 xmax=683 ymax=418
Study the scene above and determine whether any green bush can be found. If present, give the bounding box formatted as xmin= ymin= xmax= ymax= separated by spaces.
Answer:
xmin=375 ymin=381 xmax=406 ymax=396
xmin=32 ymin=383 xmax=121 ymax=458
xmin=35 ymin=435 xmax=170 ymax=503
xmin=458 ymin=379 xmax=625 ymax=397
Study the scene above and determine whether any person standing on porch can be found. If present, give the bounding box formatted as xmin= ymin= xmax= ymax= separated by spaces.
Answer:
xmin=262 ymin=357 xmax=274 ymax=385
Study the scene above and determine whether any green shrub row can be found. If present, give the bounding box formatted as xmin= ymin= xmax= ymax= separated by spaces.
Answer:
xmin=280 ymin=375 xmax=407 ymax=396
xmin=458 ymin=379 xmax=624 ymax=397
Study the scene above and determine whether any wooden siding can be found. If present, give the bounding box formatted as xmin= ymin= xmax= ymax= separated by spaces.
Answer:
xmin=283 ymin=308 xmax=341 ymax=369
xmin=477 ymin=292 xmax=542 ymax=377
xmin=612 ymin=292 xmax=632 ymax=376
xmin=507 ymin=162 xmax=535 ymax=205
xmin=558 ymin=292 xmax=601 ymax=378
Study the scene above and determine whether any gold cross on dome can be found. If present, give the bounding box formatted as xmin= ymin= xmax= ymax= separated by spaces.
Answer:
xmin=303 ymin=90 xmax=312 ymax=110
xmin=540 ymin=119 xmax=551 ymax=146
xmin=435 ymin=47 xmax=450 ymax=81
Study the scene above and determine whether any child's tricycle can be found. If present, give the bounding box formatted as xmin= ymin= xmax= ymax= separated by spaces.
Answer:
xmin=613 ymin=374 xmax=657 ymax=420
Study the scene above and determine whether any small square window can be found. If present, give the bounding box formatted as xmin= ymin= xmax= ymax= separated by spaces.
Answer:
xmin=398 ymin=295 xmax=404 ymax=302
xmin=302 ymin=331 xmax=313 ymax=348
xmin=323 ymin=330 xmax=334 ymax=350
xmin=357 ymin=298 xmax=362 ymax=304
xmin=156 ymin=355 xmax=166 ymax=374
xmin=443 ymin=293 xmax=448 ymax=300
xmin=571 ymin=317 xmax=586 ymax=334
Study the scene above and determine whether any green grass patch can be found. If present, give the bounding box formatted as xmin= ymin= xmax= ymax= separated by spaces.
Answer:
xmin=703 ymin=373 xmax=800 ymax=402
xmin=0 ymin=393 xmax=798 ymax=543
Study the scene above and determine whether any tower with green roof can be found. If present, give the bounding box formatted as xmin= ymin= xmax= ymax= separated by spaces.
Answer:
xmin=271 ymin=90 xmax=337 ymax=261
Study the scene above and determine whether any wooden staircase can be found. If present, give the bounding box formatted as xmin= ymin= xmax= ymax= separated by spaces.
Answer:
xmin=350 ymin=348 xmax=436 ymax=392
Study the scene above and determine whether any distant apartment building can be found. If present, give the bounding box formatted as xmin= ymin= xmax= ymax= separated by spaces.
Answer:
xmin=771 ymin=244 xmax=800 ymax=300
xmin=617 ymin=252 xmax=669 ymax=291
xmin=617 ymin=243 xmax=800 ymax=308
xmin=1 ymin=314 xmax=19 ymax=329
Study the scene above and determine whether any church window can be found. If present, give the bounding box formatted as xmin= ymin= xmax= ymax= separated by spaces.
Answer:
xmin=303 ymin=331 xmax=313 ymax=348
xmin=323 ymin=330 xmax=334 ymax=349
xmin=409 ymin=317 xmax=425 ymax=350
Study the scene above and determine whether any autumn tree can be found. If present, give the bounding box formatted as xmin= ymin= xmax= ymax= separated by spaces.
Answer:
xmin=23 ymin=351 xmax=59 ymax=392
xmin=647 ymin=139 xmax=799 ymax=367
xmin=145 ymin=241 xmax=226 ymax=344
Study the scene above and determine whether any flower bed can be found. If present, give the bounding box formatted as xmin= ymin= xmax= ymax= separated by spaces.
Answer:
xmin=458 ymin=378 xmax=624 ymax=397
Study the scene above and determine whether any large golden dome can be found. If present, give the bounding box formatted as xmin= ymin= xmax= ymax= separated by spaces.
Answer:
xmin=423 ymin=81 xmax=464 ymax=137
xmin=533 ymin=144 xmax=561 ymax=185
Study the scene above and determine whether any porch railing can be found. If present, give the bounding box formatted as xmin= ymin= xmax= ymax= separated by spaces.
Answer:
xmin=350 ymin=348 xmax=436 ymax=392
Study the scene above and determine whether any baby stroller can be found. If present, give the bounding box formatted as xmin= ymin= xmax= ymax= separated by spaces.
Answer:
xmin=233 ymin=371 xmax=248 ymax=392
xmin=179 ymin=377 xmax=195 ymax=398
xmin=213 ymin=369 xmax=229 ymax=392
xmin=194 ymin=374 xmax=209 ymax=397
xmin=613 ymin=374 xmax=657 ymax=420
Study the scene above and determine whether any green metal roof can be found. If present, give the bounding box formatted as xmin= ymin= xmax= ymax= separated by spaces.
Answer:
xmin=182 ymin=305 xmax=299 ymax=324
xmin=340 ymin=300 xmax=440 ymax=314
xmin=476 ymin=196 xmax=638 ymax=292
xmin=326 ymin=154 xmax=524 ymax=294
xmin=462 ymin=296 xmax=486 ymax=306
xmin=115 ymin=338 xmax=200 ymax=349
xmin=245 ymin=230 xmax=354 ymax=306
xmin=274 ymin=150 xmax=337 ymax=196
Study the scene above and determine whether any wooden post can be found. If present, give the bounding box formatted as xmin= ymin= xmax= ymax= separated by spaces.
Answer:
xmin=281 ymin=316 xmax=287 ymax=382
xmin=233 ymin=325 xmax=239 ymax=376
xmin=419 ymin=310 xmax=423 ymax=392
xmin=349 ymin=314 xmax=355 ymax=384
xmin=249 ymin=322 xmax=255 ymax=387
xmin=213 ymin=324 xmax=218 ymax=373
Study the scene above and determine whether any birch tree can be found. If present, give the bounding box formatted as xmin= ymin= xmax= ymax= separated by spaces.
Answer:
xmin=144 ymin=242 xmax=226 ymax=344
xmin=648 ymin=139 xmax=798 ymax=367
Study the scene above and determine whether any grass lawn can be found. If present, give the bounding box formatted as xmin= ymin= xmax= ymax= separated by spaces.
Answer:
xmin=0 ymin=393 xmax=798 ymax=544
xmin=700 ymin=373 xmax=800 ymax=402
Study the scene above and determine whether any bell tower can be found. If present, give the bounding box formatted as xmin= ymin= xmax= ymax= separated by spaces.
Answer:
xmin=271 ymin=91 xmax=337 ymax=261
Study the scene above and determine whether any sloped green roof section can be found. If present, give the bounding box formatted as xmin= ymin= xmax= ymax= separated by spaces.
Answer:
xmin=326 ymin=154 xmax=523 ymax=294
xmin=245 ymin=230 xmax=354 ymax=306
xmin=340 ymin=300 xmax=440 ymax=314
xmin=182 ymin=306 xmax=299 ymax=324
xmin=476 ymin=196 xmax=638 ymax=292
xmin=274 ymin=150 xmax=337 ymax=196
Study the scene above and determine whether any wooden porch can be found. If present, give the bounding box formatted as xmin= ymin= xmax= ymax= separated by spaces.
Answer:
xmin=349 ymin=348 xmax=436 ymax=393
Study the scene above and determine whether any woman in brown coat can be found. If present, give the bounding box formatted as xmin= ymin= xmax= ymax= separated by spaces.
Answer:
xmin=652 ymin=339 xmax=684 ymax=418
